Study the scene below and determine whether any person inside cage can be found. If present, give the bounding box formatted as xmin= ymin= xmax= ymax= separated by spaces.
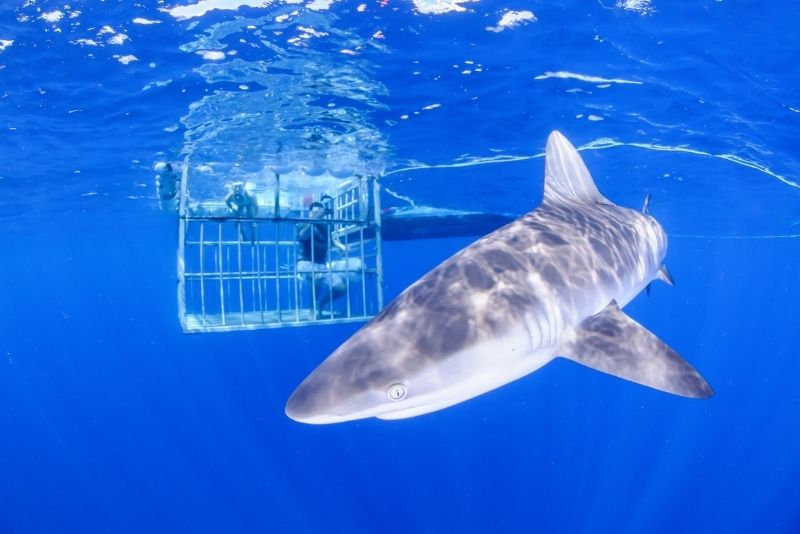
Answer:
xmin=225 ymin=181 xmax=258 ymax=243
xmin=296 ymin=195 xmax=362 ymax=318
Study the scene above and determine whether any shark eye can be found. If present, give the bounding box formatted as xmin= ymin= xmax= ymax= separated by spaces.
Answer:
xmin=387 ymin=383 xmax=407 ymax=401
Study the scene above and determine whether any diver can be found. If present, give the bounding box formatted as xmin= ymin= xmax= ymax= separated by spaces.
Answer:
xmin=296 ymin=195 xmax=362 ymax=319
xmin=155 ymin=162 xmax=180 ymax=211
xmin=225 ymin=182 xmax=258 ymax=243
xmin=297 ymin=196 xmax=340 ymax=265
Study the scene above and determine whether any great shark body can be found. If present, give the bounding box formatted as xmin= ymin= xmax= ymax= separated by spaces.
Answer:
xmin=286 ymin=131 xmax=713 ymax=424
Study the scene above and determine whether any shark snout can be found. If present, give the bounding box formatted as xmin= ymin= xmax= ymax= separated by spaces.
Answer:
xmin=284 ymin=387 xmax=312 ymax=423
xmin=285 ymin=366 xmax=383 ymax=424
xmin=286 ymin=332 xmax=414 ymax=424
xmin=285 ymin=376 xmax=336 ymax=424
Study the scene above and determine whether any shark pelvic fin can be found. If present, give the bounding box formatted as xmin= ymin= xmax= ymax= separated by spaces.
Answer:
xmin=556 ymin=301 xmax=713 ymax=398
xmin=658 ymin=265 xmax=674 ymax=286
xmin=543 ymin=131 xmax=611 ymax=206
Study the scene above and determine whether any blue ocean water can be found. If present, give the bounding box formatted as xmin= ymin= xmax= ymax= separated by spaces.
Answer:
xmin=1 ymin=1 xmax=800 ymax=532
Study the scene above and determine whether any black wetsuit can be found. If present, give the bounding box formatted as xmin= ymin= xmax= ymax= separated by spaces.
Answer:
xmin=297 ymin=222 xmax=329 ymax=264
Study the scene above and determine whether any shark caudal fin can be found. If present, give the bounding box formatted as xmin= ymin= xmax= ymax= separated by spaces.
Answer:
xmin=556 ymin=301 xmax=713 ymax=398
xmin=543 ymin=131 xmax=612 ymax=206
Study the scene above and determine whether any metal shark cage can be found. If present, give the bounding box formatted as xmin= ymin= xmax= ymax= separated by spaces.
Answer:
xmin=176 ymin=164 xmax=384 ymax=333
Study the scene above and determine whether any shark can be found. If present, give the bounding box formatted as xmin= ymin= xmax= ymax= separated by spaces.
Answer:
xmin=286 ymin=131 xmax=713 ymax=424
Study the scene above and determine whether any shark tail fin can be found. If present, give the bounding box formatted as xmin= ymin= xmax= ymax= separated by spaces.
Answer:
xmin=556 ymin=301 xmax=713 ymax=398
xmin=543 ymin=131 xmax=612 ymax=206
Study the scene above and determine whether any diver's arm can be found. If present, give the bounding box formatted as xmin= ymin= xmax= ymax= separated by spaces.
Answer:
xmin=297 ymin=222 xmax=312 ymax=241
xmin=331 ymin=233 xmax=347 ymax=252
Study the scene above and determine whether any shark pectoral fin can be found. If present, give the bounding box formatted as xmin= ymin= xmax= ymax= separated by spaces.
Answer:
xmin=556 ymin=301 xmax=713 ymax=398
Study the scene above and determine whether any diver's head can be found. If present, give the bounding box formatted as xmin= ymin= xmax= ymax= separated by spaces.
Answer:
xmin=319 ymin=194 xmax=334 ymax=215
xmin=308 ymin=201 xmax=326 ymax=217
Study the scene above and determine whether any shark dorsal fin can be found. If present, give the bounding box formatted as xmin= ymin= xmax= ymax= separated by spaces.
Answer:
xmin=543 ymin=131 xmax=611 ymax=205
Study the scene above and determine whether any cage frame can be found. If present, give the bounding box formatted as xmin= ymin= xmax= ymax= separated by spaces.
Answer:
xmin=176 ymin=159 xmax=384 ymax=333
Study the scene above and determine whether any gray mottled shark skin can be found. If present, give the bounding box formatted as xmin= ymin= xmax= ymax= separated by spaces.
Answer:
xmin=286 ymin=131 xmax=713 ymax=424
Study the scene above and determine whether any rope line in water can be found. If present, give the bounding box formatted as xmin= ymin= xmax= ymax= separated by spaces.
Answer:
xmin=384 ymin=138 xmax=798 ymax=190
xmin=670 ymin=234 xmax=800 ymax=240
xmin=381 ymin=140 xmax=798 ymax=241
xmin=383 ymin=187 xmax=417 ymax=207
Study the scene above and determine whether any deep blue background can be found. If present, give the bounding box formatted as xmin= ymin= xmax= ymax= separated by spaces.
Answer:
xmin=2 ymin=1 xmax=800 ymax=533
xmin=3 ymin=212 xmax=800 ymax=533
